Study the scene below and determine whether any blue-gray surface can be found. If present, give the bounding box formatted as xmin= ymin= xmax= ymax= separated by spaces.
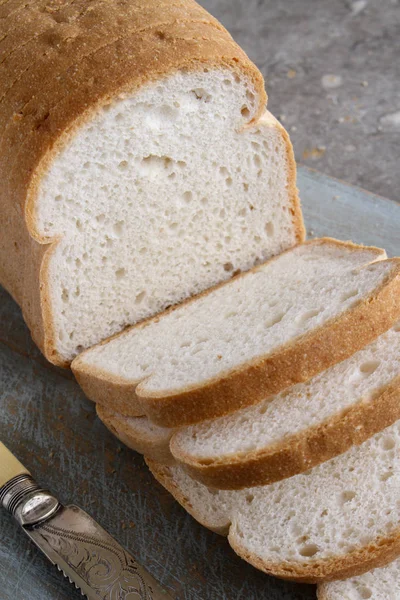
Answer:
xmin=1 ymin=167 xmax=400 ymax=600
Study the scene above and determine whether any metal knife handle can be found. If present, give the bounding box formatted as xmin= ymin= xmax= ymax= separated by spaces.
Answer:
xmin=0 ymin=442 xmax=60 ymax=526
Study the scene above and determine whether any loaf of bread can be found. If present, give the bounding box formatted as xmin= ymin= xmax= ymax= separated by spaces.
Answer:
xmin=73 ymin=239 xmax=400 ymax=427
xmin=0 ymin=0 xmax=304 ymax=367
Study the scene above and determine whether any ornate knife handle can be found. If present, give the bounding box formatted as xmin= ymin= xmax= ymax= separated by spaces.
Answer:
xmin=0 ymin=443 xmax=174 ymax=600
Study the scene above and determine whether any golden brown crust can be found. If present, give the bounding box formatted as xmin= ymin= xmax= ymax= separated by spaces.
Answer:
xmin=73 ymin=241 xmax=400 ymax=427
xmin=97 ymin=405 xmax=175 ymax=465
xmin=146 ymin=458 xmax=231 ymax=535
xmin=0 ymin=0 xmax=271 ymax=366
xmin=269 ymin=114 xmax=305 ymax=244
xmin=171 ymin=375 xmax=400 ymax=489
xmin=147 ymin=459 xmax=400 ymax=584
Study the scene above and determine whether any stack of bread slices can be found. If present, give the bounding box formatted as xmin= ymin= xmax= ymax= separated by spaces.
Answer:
xmin=73 ymin=240 xmax=400 ymax=596
xmin=2 ymin=1 xmax=400 ymax=597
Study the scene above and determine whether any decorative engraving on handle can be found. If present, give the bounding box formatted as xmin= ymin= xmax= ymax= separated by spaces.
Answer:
xmin=40 ymin=522 xmax=156 ymax=599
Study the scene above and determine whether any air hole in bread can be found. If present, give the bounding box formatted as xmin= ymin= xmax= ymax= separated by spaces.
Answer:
xmin=381 ymin=436 xmax=396 ymax=451
xmin=113 ymin=221 xmax=125 ymax=236
xmin=226 ymin=177 xmax=233 ymax=187
xmin=183 ymin=191 xmax=193 ymax=203
xmin=115 ymin=268 xmax=126 ymax=280
xmin=135 ymin=291 xmax=146 ymax=304
xmin=297 ymin=308 xmax=322 ymax=323
xmin=246 ymin=494 xmax=254 ymax=504
xmin=340 ymin=490 xmax=356 ymax=504
xmin=118 ymin=160 xmax=128 ymax=171
xmin=298 ymin=543 xmax=319 ymax=558
xmin=223 ymin=79 xmax=232 ymax=87
xmin=379 ymin=471 xmax=393 ymax=482
xmin=359 ymin=360 xmax=381 ymax=376
xmin=265 ymin=312 xmax=286 ymax=328
xmin=341 ymin=289 xmax=359 ymax=302
xmin=253 ymin=154 xmax=262 ymax=168
xmin=241 ymin=105 xmax=250 ymax=118
xmin=191 ymin=88 xmax=212 ymax=102
xmin=265 ymin=221 xmax=274 ymax=237
xmin=358 ymin=587 xmax=372 ymax=599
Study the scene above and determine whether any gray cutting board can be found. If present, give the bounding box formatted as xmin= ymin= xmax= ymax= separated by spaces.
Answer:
xmin=0 ymin=166 xmax=399 ymax=600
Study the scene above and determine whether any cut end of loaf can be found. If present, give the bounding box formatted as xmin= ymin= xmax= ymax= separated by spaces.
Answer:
xmin=30 ymin=68 xmax=301 ymax=364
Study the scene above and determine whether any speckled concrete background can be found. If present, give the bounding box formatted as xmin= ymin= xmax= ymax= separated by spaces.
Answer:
xmin=201 ymin=0 xmax=400 ymax=202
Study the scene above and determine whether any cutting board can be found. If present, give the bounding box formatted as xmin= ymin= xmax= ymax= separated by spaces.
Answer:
xmin=1 ymin=166 xmax=399 ymax=600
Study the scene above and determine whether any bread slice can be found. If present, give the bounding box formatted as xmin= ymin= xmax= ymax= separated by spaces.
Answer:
xmin=147 ymin=416 xmax=400 ymax=583
xmin=73 ymin=239 xmax=400 ymax=427
xmin=97 ymin=322 xmax=400 ymax=488
xmin=0 ymin=0 xmax=304 ymax=367
xmin=318 ymin=559 xmax=400 ymax=599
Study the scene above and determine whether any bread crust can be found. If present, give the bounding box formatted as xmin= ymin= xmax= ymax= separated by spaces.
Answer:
xmin=73 ymin=240 xmax=400 ymax=428
xmin=147 ymin=459 xmax=400 ymax=584
xmin=171 ymin=375 xmax=400 ymax=489
xmin=97 ymin=405 xmax=175 ymax=465
xmin=1 ymin=0 xmax=290 ymax=366
xmin=146 ymin=459 xmax=231 ymax=535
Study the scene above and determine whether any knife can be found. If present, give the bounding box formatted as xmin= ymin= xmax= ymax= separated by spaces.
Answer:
xmin=0 ymin=441 xmax=174 ymax=599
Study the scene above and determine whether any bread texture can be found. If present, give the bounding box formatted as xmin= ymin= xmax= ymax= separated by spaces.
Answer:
xmin=97 ymin=322 xmax=400 ymax=488
xmin=147 ymin=415 xmax=400 ymax=583
xmin=0 ymin=0 xmax=304 ymax=367
xmin=318 ymin=558 xmax=400 ymax=599
xmin=73 ymin=239 xmax=400 ymax=427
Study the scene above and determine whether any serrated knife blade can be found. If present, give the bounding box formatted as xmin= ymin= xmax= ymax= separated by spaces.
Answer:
xmin=0 ymin=442 xmax=173 ymax=599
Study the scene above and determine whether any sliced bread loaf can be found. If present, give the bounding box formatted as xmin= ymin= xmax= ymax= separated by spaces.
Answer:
xmin=73 ymin=239 xmax=400 ymax=427
xmin=0 ymin=0 xmax=303 ymax=367
xmin=147 ymin=417 xmax=400 ymax=583
xmin=98 ymin=322 xmax=400 ymax=488
xmin=318 ymin=559 xmax=400 ymax=599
